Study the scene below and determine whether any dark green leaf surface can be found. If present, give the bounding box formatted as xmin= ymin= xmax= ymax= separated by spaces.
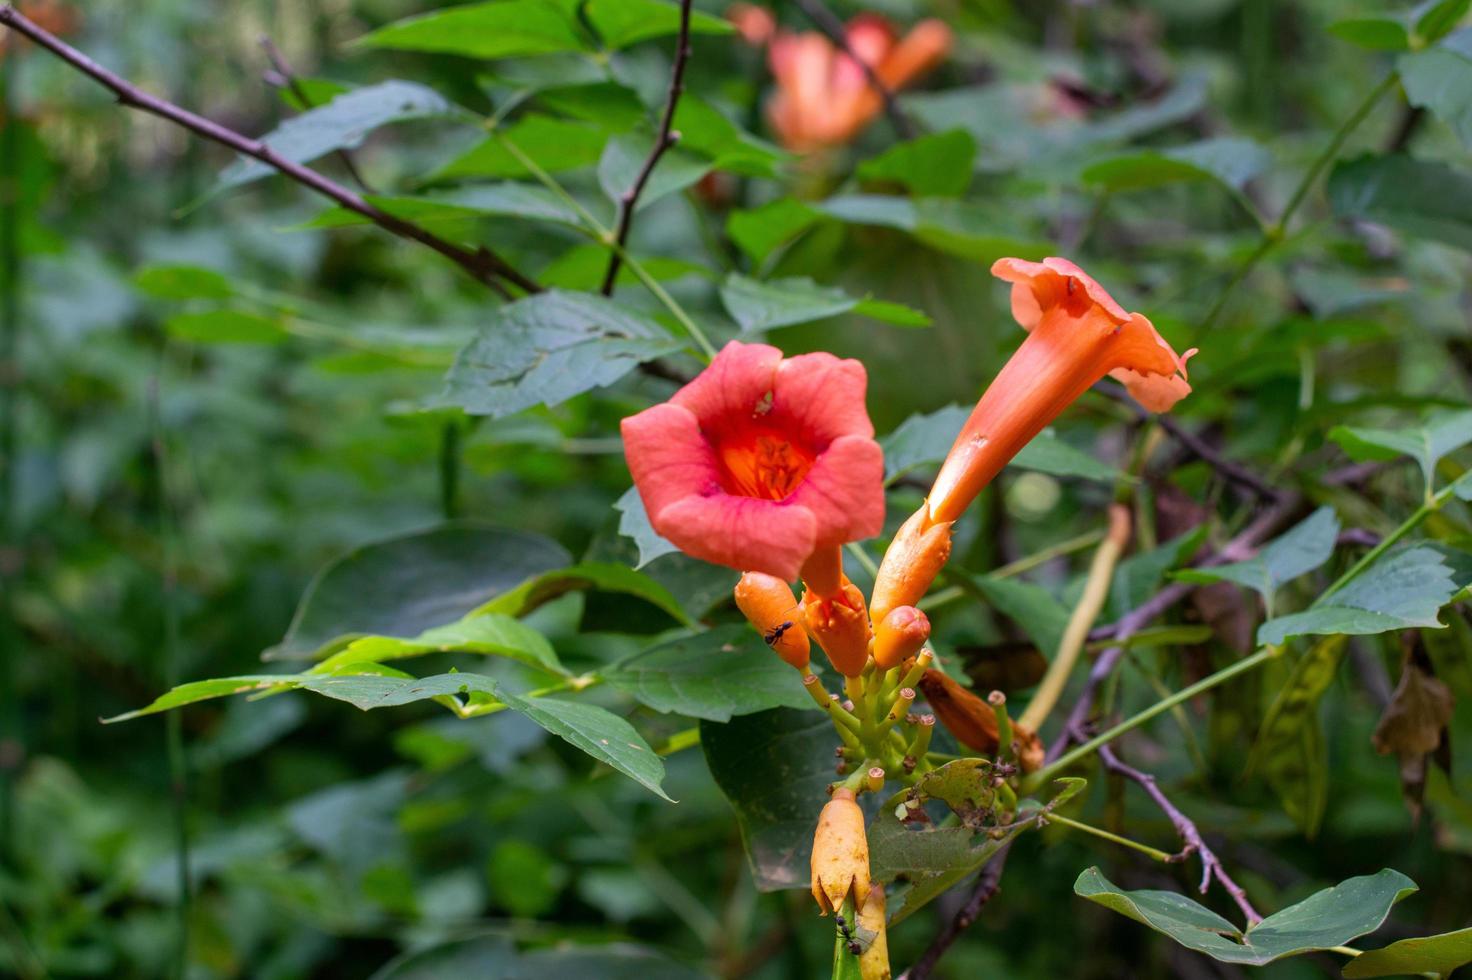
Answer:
xmin=1343 ymin=926 xmax=1472 ymax=978
xmin=166 ymin=309 xmax=286 ymax=345
xmin=719 ymin=274 xmax=930 ymax=332
xmin=357 ymin=2 xmax=588 ymax=58
xmin=1329 ymin=409 xmax=1472 ymax=493
xmin=310 ymin=612 xmax=564 ymax=676
xmin=438 ymin=115 xmax=614 ymax=180
xmin=1399 ymin=30 xmax=1472 ymax=150
xmin=477 ymin=561 xmax=692 ymax=626
xmin=1176 ymin=507 xmax=1339 ymax=612
xmin=597 ymin=134 xmax=711 ymax=211
xmin=856 ymin=130 xmax=977 ymax=197
xmin=1082 ymin=137 xmax=1270 ymax=194
xmin=1328 ymin=154 xmax=1472 ymax=252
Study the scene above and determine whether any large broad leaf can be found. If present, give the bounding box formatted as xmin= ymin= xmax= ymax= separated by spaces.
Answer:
xmin=583 ymin=0 xmax=734 ymax=49
xmin=1330 ymin=0 xmax=1470 ymax=50
xmin=597 ymin=133 xmax=711 ymax=211
xmin=477 ymin=561 xmax=691 ymax=626
xmin=1081 ymin=137 xmax=1270 ymax=195
xmin=438 ymin=291 xmax=682 ymax=418
xmin=614 ymin=488 xmax=680 ymax=567
xmin=219 ymin=81 xmax=461 ymax=190
xmin=309 ymin=612 xmax=564 ymax=677
xmin=719 ymin=274 xmax=930 ymax=332
xmin=268 ymin=524 xmax=571 ymax=660
xmin=1259 ymin=546 xmax=1464 ymax=646
xmin=872 ymin=812 xmax=1025 ymax=925
xmin=962 ymin=572 xmax=1071 ymax=658
xmin=1399 ymin=29 xmax=1472 ymax=150
xmin=880 ymin=405 xmax=1119 ymax=484
xmin=605 ymin=625 xmax=814 ymax=722
xmin=726 ymin=198 xmax=823 ymax=264
xmin=670 ymin=96 xmax=786 ymax=178
xmin=700 ymin=707 xmax=842 ymax=891
xmin=1175 ymin=506 xmax=1340 ymax=616
xmin=1327 ymin=154 xmax=1472 ymax=253
xmin=1329 ymin=409 xmax=1472 ymax=495
xmin=812 ymin=194 xmax=1052 ymax=264
xmin=1075 ymin=867 xmax=1418 ymax=965
xmin=357 ymin=1 xmax=588 ymax=58
xmin=1343 ymin=927 xmax=1472 ymax=978
xmin=856 ymin=130 xmax=977 ymax=197
xmin=438 ymin=115 xmax=615 ymax=180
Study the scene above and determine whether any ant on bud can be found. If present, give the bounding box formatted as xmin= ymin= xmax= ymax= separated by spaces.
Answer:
xmin=763 ymin=620 xmax=794 ymax=646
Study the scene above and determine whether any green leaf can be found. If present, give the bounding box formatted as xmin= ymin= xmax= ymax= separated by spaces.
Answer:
xmin=133 ymin=264 xmax=235 ymax=301
xmin=814 ymin=195 xmax=1053 ymax=264
xmin=1329 ymin=18 xmax=1413 ymax=51
xmin=511 ymin=944 xmax=707 ymax=979
xmin=1416 ymin=0 xmax=1472 ymax=43
xmin=1108 ymin=530 xmax=1206 ymax=618
xmin=1327 ymin=154 xmax=1472 ymax=253
xmin=1248 ymin=635 xmax=1347 ymax=836
xmin=597 ymin=133 xmax=711 ymax=210
xmin=356 ymin=1 xmax=587 ymax=58
xmin=105 ymin=675 xmax=299 ymax=722
xmin=670 ymin=96 xmax=785 ymax=178
xmin=220 ymin=81 xmax=461 ymax=190
xmin=1399 ymin=30 xmax=1472 ymax=150
xmin=437 ymin=291 xmax=682 ymax=419
xmin=165 ymin=309 xmax=286 ymax=345
xmin=584 ymin=0 xmax=734 ymax=49
xmin=1258 ymin=546 xmax=1464 ymax=645
xmin=1343 ymin=926 xmax=1472 ymax=978
xmin=870 ymin=811 xmax=1019 ymax=921
xmin=719 ymin=274 xmax=930 ymax=332
xmin=310 ymin=611 xmax=564 ymax=677
xmin=1075 ymin=867 xmax=1418 ymax=965
xmin=535 ymin=82 xmax=649 ymax=130
xmin=605 ymin=625 xmax=813 ymax=722
xmin=1082 ymin=137 xmax=1270 ymax=194
xmin=1329 ymin=409 xmax=1472 ymax=494
xmin=856 ymin=130 xmax=976 ymax=197
xmin=370 ymin=936 xmax=519 ymax=978
xmin=268 ymin=523 xmax=571 ymax=660
xmin=726 ymin=198 xmax=821 ymax=264
xmin=438 ymin=115 xmax=613 ymax=180
xmin=880 ymin=405 xmax=1119 ymax=484
xmin=963 ymin=572 xmax=1070 ymax=658
xmin=541 ymin=243 xmax=703 ymax=290
xmin=476 ymin=561 xmax=692 ymax=626
xmin=615 ymin=488 xmax=680 ymax=567
xmin=700 ymin=707 xmax=842 ymax=891
xmin=1175 ymin=506 xmax=1340 ymax=613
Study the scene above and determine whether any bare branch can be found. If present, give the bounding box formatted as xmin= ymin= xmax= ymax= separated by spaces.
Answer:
xmin=793 ymin=0 xmax=917 ymax=140
xmin=899 ymin=842 xmax=1012 ymax=980
xmin=601 ymin=0 xmax=693 ymax=295
xmin=0 ymin=5 xmax=540 ymax=298
xmin=1093 ymin=739 xmax=1263 ymax=924
xmin=257 ymin=36 xmax=373 ymax=194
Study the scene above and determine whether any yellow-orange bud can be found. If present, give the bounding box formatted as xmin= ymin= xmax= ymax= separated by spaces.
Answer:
xmin=858 ymin=884 xmax=890 ymax=980
xmin=803 ymin=580 xmax=871 ymax=677
xmin=734 ymin=572 xmax=810 ymax=670
xmin=811 ymin=787 xmax=870 ymax=914
xmin=870 ymin=505 xmax=953 ymax=627
xmin=872 ymin=606 xmax=930 ymax=671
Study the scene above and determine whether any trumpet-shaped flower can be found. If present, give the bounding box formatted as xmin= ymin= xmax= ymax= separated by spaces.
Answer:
xmin=766 ymin=14 xmax=952 ymax=152
xmin=621 ymin=341 xmax=885 ymax=582
xmin=927 ymin=257 xmax=1196 ymax=523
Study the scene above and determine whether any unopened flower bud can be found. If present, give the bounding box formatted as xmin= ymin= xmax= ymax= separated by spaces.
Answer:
xmin=811 ymin=788 xmax=871 ymax=914
xmin=735 ymin=572 xmax=810 ymax=670
xmin=858 ymin=884 xmax=891 ymax=980
xmin=870 ymin=506 xmax=953 ymax=626
xmin=872 ymin=606 xmax=930 ymax=670
xmin=916 ymin=669 xmax=1000 ymax=755
xmin=803 ymin=579 xmax=871 ymax=677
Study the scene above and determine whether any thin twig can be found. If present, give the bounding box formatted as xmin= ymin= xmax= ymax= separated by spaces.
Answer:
xmin=793 ymin=0 xmax=917 ymax=140
xmin=258 ymin=36 xmax=373 ymax=193
xmin=1099 ymin=382 xmax=1282 ymax=501
xmin=1092 ymin=739 xmax=1263 ymax=924
xmin=601 ymin=0 xmax=693 ymax=295
xmin=0 ymin=5 xmax=539 ymax=298
xmin=899 ymin=842 xmax=1012 ymax=980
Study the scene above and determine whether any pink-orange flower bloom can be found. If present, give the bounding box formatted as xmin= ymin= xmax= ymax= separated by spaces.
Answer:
xmin=766 ymin=14 xmax=952 ymax=152
xmin=927 ymin=257 xmax=1196 ymax=523
xmin=621 ymin=341 xmax=885 ymax=581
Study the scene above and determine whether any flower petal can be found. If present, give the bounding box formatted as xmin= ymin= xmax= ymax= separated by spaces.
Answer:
xmin=655 ymin=495 xmax=817 ymax=581
xmin=770 ymin=351 xmax=875 ymax=447
xmin=787 ymin=434 xmax=886 ymax=548
xmin=992 ymin=256 xmax=1130 ymax=330
xmin=671 ymin=340 xmax=782 ymax=430
xmin=621 ymin=403 xmax=719 ymax=519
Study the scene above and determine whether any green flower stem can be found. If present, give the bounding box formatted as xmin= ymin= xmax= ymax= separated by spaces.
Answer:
xmin=492 ymin=133 xmax=717 ymax=360
xmin=1045 ymin=813 xmax=1177 ymax=863
xmin=1023 ymin=645 xmax=1284 ymax=793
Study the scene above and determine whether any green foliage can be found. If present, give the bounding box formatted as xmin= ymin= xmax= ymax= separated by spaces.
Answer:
xmin=1342 ymin=927 xmax=1472 ymax=978
xmin=719 ymin=273 xmax=931 ymax=332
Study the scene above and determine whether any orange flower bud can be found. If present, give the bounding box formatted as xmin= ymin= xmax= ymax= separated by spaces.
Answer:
xmin=734 ymin=572 xmax=810 ymax=670
xmin=803 ymin=579 xmax=871 ymax=677
xmin=870 ymin=505 xmax=953 ymax=627
xmin=917 ymin=669 xmax=1000 ymax=755
xmin=857 ymin=884 xmax=890 ymax=979
xmin=872 ymin=606 xmax=930 ymax=671
xmin=811 ymin=787 xmax=870 ymax=914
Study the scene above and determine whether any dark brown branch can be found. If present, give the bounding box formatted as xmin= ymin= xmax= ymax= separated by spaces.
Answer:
xmin=899 ymin=842 xmax=1012 ymax=980
xmin=258 ymin=36 xmax=373 ymax=194
xmin=793 ymin=0 xmax=917 ymax=140
xmin=601 ymin=0 xmax=693 ymax=295
xmin=0 ymin=5 xmax=540 ymax=298
xmin=1100 ymin=382 xmax=1281 ymax=501
xmin=1093 ymin=740 xmax=1263 ymax=924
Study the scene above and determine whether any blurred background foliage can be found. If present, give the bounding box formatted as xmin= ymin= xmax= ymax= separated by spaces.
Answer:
xmin=1 ymin=0 xmax=1471 ymax=977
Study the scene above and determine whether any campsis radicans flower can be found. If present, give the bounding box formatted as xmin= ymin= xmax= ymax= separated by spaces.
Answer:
xmin=764 ymin=14 xmax=952 ymax=152
xmin=621 ymin=341 xmax=885 ymax=582
xmin=811 ymin=787 xmax=871 ymax=914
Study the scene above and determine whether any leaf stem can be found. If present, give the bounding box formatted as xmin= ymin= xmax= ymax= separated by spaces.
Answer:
xmin=1043 ymin=813 xmax=1177 ymax=863
xmin=1315 ymin=475 xmax=1461 ymax=605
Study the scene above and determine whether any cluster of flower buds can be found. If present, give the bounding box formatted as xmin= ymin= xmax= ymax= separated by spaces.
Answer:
xmin=621 ymin=257 xmax=1195 ymax=969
